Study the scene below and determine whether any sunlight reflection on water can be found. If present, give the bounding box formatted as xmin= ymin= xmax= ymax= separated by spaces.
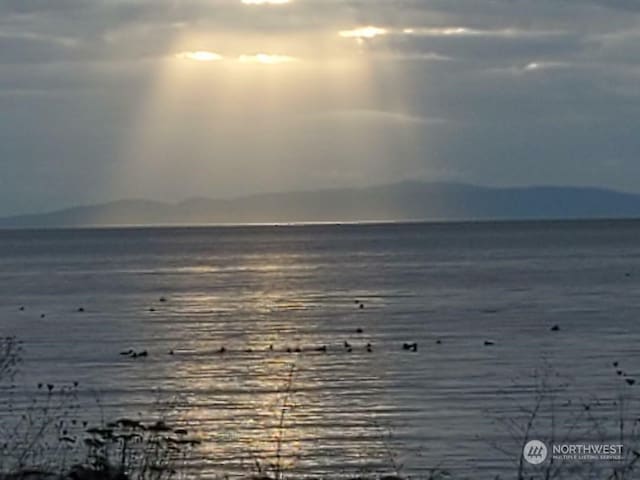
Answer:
xmin=2 ymin=222 xmax=640 ymax=478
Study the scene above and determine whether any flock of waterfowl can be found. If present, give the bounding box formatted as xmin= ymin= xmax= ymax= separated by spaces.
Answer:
xmin=17 ymin=296 xmax=568 ymax=362
xmin=612 ymin=360 xmax=637 ymax=386
xmin=131 ymin=298 xmax=422 ymax=359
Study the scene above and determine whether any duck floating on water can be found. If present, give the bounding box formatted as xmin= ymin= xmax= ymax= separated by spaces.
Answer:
xmin=121 ymin=349 xmax=147 ymax=358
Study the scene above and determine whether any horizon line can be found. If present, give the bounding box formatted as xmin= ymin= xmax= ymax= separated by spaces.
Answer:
xmin=2 ymin=216 xmax=640 ymax=232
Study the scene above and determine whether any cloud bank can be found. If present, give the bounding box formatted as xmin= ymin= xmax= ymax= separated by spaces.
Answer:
xmin=1 ymin=0 xmax=639 ymax=215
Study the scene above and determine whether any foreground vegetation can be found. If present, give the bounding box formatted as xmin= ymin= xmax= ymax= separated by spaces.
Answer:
xmin=1 ymin=337 xmax=638 ymax=480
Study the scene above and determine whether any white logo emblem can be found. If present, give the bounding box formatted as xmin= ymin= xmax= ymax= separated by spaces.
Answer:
xmin=524 ymin=440 xmax=548 ymax=465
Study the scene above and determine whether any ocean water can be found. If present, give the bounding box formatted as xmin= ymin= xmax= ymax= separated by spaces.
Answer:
xmin=1 ymin=220 xmax=640 ymax=479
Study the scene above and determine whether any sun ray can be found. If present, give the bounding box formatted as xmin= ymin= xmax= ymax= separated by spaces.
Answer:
xmin=238 ymin=53 xmax=297 ymax=65
xmin=115 ymin=20 xmax=418 ymax=201
xmin=241 ymin=0 xmax=290 ymax=4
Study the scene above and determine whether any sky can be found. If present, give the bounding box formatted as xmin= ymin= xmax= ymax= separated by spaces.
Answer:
xmin=1 ymin=0 xmax=640 ymax=216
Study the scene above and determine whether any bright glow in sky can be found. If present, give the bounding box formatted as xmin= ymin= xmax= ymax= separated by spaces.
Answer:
xmin=241 ymin=0 xmax=290 ymax=4
xmin=338 ymin=26 xmax=388 ymax=39
xmin=238 ymin=54 xmax=297 ymax=64
xmin=177 ymin=51 xmax=223 ymax=62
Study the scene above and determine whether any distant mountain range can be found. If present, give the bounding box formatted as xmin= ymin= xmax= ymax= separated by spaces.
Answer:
xmin=3 ymin=182 xmax=640 ymax=228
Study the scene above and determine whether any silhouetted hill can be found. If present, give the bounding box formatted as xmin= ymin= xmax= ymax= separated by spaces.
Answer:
xmin=2 ymin=182 xmax=640 ymax=227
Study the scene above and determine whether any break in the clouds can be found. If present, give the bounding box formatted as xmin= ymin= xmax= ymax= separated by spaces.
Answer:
xmin=1 ymin=0 xmax=640 ymax=215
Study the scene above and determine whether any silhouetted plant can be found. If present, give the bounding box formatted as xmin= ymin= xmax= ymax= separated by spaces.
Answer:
xmin=0 ymin=340 xmax=197 ymax=480
xmin=247 ymin=363 xmax=298 ymax=480
xmin=0 ymin=378 xmax=82 ymax=476
xmin=0 ymin=337 xmax=21 ymax=385
xmin=490 ymin=363 xmax=640 ymax=480
xmin=82 ymin=417 xmax=199 ymax=480
xmin=370 ymin=420 xmax=450 ymax=480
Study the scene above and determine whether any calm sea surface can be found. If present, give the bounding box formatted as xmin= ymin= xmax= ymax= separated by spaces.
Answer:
xmin=1 ymin=221 xmax=640 ymax=479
